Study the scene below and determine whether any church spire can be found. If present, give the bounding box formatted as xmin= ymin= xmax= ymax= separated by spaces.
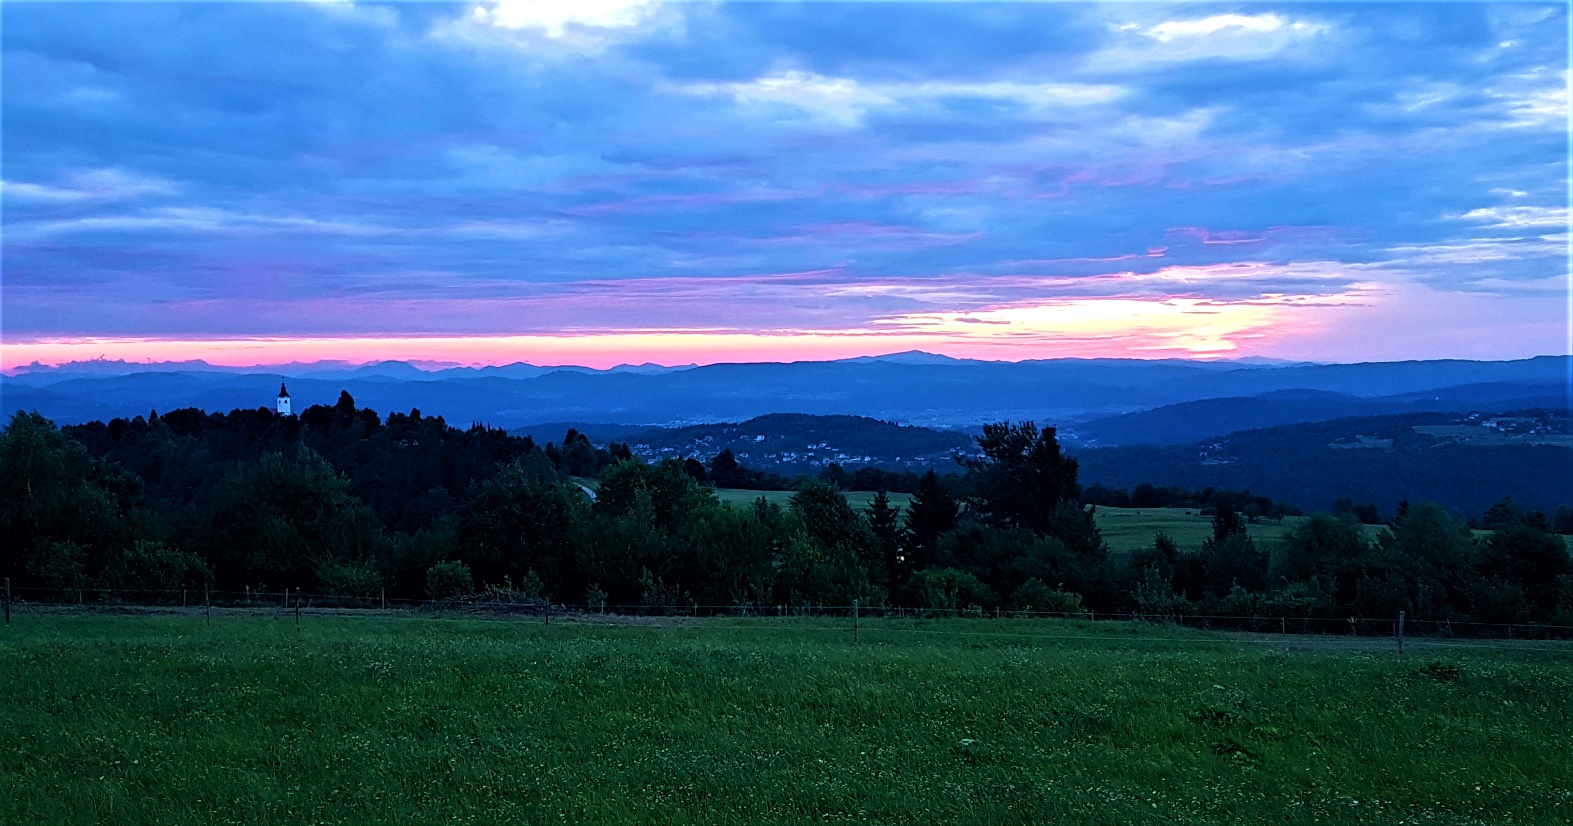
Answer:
xmin=276 ymin=381 xmax=292 ymax=415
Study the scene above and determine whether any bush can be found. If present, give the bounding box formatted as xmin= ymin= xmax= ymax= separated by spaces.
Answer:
xmin=27 ymin=540 xmax=89 ymax=589
xmin=101 ymin=540 xmax=211 ymax=591
xmin=900 ymin=568 xmax=997 ymax=611
xmin=317 ymin=559 xmax=383 ymax=598
xmin=1009 ymin=578 xmax=1085 ymax=615
xmin=426 ymin=560 xmax=474 ymax=599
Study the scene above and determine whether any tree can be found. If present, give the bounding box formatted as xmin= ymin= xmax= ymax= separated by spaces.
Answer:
xmin=1211 ymin=506 xmax=1246 ymax=544
xmin=1379 ymin=501 xmax=1475 ymax=573
xmin=457 ymin=459 xmax=587 ymax=597
xmin=967 ymin=421 xmax=1080 ymax=536
xmin=205 ymin=446 xmax=385 ymax=591
xmin=865 ymin=491 xmax=906 ymax=587
xmin=1129 ymin=532 xmax=1180 ymax=580
xmin=0 ymin=412 xmax=146 ymax=586
xmin=556 ymin=429 xmax=601 ymax=478
xmin=709 ymin=449 xmax=742 ymax=487
xmin=1479 ymin=522 xmax=1571 ymax=614
xmin=790 ymin=480 xmax=883 ymax=599
xmin=1273 ymin=514 xmax=1370 ymax=583
xmin=1204 ymin=532 xmax=1267 ymax=597
xmin=681 ymin=457 xmax=708 ymax=483
xmin=595 ymin=458 xmax=715 ymax=532
xmin=903 ymin=470 xmax=957 ymax=571
xmin=818 ymin=463 xmax=848 ymax=490
xmin=1480 ymin=497 xmax=1527 ymax=530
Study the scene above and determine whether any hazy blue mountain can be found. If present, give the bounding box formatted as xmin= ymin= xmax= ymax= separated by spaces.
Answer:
xmin=1071 ymin=382 xmax=1569 ymax=446
xmin=1075 ymin=409 xmax=1573 ymax=515
xmin=5 ymin=354 xmax=1568 ymax=429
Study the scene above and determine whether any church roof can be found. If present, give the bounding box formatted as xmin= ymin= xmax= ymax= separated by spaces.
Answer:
xmin=278 ymin=382 xmax=290 ymax=398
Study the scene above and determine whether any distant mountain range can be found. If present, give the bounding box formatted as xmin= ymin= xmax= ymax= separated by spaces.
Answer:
xmin=1075 ymin=409 xmax=1573 ymax=515
xmin=1068 ymin=382 xmax=1569 ymax=446
xmin=5 ymin=353 xmax=1568 ymax=432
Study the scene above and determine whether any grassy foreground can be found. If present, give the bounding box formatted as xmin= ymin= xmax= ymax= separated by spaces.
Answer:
xmin=3 ymin=614 xmax=1570 ymax=825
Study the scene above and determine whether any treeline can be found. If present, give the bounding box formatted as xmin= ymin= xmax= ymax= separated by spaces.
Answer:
xmin=2 ymin=399 xmax=1571 ymax=626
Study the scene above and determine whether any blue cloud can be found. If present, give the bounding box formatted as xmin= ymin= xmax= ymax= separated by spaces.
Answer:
xmin=1 ymin=1 xmax=1566 ymax=355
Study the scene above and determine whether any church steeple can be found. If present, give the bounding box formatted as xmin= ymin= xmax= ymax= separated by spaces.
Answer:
xmin=276 ymin=381 xmax=292 ymax=416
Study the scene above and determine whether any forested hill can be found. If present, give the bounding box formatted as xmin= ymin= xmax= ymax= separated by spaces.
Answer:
xmin=1075 ymin=409 xmax=1573 ymax=516
xmin=63 ymin=395 xmax=546 ymax=534
xmin=613 ymin=413 xmax=976 ymax=472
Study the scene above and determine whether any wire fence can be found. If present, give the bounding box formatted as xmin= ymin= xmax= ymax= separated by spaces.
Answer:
xmin=5 ymin=580 xmax=1572 ymax=645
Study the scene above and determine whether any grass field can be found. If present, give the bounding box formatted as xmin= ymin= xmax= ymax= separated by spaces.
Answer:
xmin=712 ymin=487 xmax=914 ymax=510
xmin=1089 ymin=506 xmax=1391 ymax=554
xmin=4 ymin=613 xmax=1570 ymax=824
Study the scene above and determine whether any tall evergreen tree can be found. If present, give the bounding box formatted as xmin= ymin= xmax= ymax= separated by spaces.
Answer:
xmin=904 ymin=470 xmax=958 ymax=571
xmin=865 ymin=490 xmax=906 ymax=587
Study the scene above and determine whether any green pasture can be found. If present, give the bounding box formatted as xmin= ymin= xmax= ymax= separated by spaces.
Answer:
xmin=712 ymin=487 xmax=914 ymax=510
xmin=3 ymin=613 xmax=1570 ymax=824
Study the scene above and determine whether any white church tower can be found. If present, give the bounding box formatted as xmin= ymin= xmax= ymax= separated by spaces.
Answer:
xmin=276 ymin=382 xmax=291 ymax=415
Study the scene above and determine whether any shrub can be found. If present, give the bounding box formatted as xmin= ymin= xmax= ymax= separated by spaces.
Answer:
xmin=317 ymin=559 xmax=383 ymax=598
xmin=1009 ymin=577 xmax=1085 ymax=615
xmin=900 ymin=568 xmax=997 ymax=611
xmin=101 ymin=540 xmax=211 ymax=591
xmin=426 ymin=560 xmax=474 ymax=599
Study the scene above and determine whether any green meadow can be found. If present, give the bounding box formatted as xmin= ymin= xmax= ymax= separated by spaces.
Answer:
xmin=702 ymin=493 xmax=1357 ymax=552
xmin=3 ymin=613 xmax=1570 ymax=824
xmin=711 ymin=487 xmax=914 ymax=510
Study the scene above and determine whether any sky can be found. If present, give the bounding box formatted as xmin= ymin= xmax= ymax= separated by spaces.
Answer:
xmin=2 ymin=0 xmax=1569 ymax=370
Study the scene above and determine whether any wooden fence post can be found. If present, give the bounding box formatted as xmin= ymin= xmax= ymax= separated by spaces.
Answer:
xmin=1397 ymin=610 xmax=1405 ymax=655
xmin=4 ymin=578 xmax=10 ymax=624
xmin=295 ymin=589 xmax=301 ymax=627
xmin=853 ymin=600 xmax=859 ymax=645
xmin=205 ymin=584 xmax=212 ymax=628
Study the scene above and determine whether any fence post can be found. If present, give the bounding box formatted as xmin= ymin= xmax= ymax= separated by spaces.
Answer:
xmin=544 ymin=602 xmax=550 ymax=629
xmin=1397 ymin=610 xmax=1405 ymax=655
xmin=295 ymin=589 xmax=301 ymax=627
xmin=853 ymin=600 xmax=859 ymax=645
xmin=381 ymin=589 xmax=386 ymax=611
xmin=205 ymin=584 xmax=211 ymax=628
xmin=183 ymin=589 xmax=187 ymax=608
xmin=4 ymin=578 xmax=10 ymax=624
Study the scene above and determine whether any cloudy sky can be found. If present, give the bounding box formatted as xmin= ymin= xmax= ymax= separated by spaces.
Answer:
xmin=2 ymin=1 xmax=1568 ymax=369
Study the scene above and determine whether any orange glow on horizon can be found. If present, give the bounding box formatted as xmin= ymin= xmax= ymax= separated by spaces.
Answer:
xmin=1 ymin=296 xmax=1295 ymax=371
